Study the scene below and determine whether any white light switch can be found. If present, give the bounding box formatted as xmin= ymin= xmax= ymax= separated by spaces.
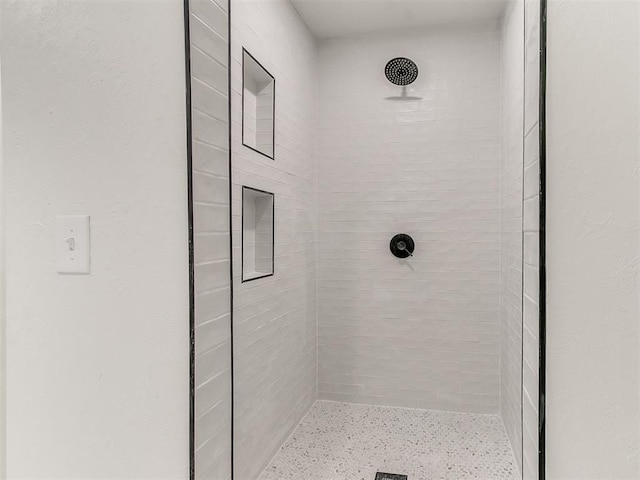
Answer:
xmin=56 ymin=215 xmax=90 ymax=274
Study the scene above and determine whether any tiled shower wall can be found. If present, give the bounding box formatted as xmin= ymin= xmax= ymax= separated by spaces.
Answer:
xmin=316 ymin=25 xmax=502 ymax=413
xmin=499 ymin=0 xmax=524 ymax=473
xmin=187 ymin=0 xmax=232 ymax=479
xmin=523 ymin=0 xmax=541 ymax=477
xmin=230 ymin=1 xmax=318 ymax=479
xmin=189 ymin=3 xmax=536 ymax=478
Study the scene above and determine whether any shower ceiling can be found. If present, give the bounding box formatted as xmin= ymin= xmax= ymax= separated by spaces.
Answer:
xmin=290 ymin=0 xmax=509 ymax=38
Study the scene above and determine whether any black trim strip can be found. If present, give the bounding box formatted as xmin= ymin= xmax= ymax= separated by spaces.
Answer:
xmin=241 ymin=47 xmax=276 ymax=161
xmin=242 ymin=185 xmax=275 ymax=197
xmin=538 ymin=0 xmax=547 ymax=478
xmin=182 ymin=0 xmax=195 ymax=478
xmin=520 ymin=0 xmax=527 ymax=468
xmin=228 ymin=1 xmax=235 ymax=478
xmin=240 ymin=186 xmax=275 ymax=283
xmin=520 ymin=0 xmax=526 ymax=473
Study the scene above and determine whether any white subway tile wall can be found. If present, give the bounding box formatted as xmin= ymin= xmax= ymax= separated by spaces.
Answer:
xmin=523 ymin=0 xmax=541 ymax=478
xmin=230 ymin=1 xmax=318 ymax=479
xmin=316 ymin=25 xmax=502 ymax=414
xmin=243 ymin=88 xmax=258 ymax=149
xmin=188 ymin=0 xmax=232 ymax=479
xmin=500 ymin=0 xmax=524 ymax=473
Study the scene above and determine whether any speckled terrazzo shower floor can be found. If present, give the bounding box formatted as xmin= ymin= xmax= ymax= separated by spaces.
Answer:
xmin=258 ymin=400 xmax=518 ymax=480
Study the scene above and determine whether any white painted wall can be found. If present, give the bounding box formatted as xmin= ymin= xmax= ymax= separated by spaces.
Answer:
xmin=547 ymin=0 xmax=640 ymax=477
xmin=230 ymin=1 xmax=318 ymax=479
xmin=2 ymin=1 xmax=190 ymax=477
xmin=316 ymin=24 xmax=502 ymax=413
xmin=500 ymin=0 xmax=524 ymax=472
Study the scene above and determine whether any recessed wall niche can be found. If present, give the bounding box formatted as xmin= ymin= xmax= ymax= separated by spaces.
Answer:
xmin=242 ymin=49 xmax=275 ymax=159
xmin=242 ymin=186 xmax=275 ymax=282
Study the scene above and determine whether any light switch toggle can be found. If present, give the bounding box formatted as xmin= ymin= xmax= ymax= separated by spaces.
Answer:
xmin=56 ymin=215 xmax=90 ymax=274
xmin=65 ymin=237 xmax=76 ymax=252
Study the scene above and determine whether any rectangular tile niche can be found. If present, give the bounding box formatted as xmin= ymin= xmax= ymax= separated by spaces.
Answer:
xmin=242 ymin=186 xmax=274 ymax=282
xmin=242 ymin=48 xmax=275 ymax=159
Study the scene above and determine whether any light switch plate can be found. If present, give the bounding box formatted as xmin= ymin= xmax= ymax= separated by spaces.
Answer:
xmin=56 ymin=215 xmax=90 ymax=274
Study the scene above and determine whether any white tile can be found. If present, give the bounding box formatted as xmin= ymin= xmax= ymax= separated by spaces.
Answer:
xmin=190 ymin=15 xmax=228 ymax=67
xmin=190 ymin=0 xmax=228 ymax=40
xmin=192 ymin=141 xmax=229 ymax=176
xmin=524 ymin=264 xmax=540 ymax=300
xmin=524 ymin=123 xmax=539 ymax=167
xmin=189 ymin=1 xmax=232 ymax=479
xmin=231 ymin=1 xmax=319 ymax=478
xmin=195 ymin=287 xmax=230 ymax=325
xmin=524 ymin=232 xmax=540 ymax=267
xmin=195 ymin=259 xmax=230 ymax=293
xmin=195 ymin=369 xmax=231 ymax=417
xmin=196 ymin=342 xmax=232 ymax=390
xmin=524 ymin=195 xmax=540 ymax=232
xmin=195 ymin=421 xmax=231 ymax=475
xmin=316 ymin=24 xmax=504 ymax=418
xmin=524 ymin=159 xmax=540 ymax=200
xmin=191 ymin=47 xmax=228 ymax=95
xmin=195 ymin=313 xmax=231 ymax=353
xmin=193 ymin=110 xmax=228 ymax=151
xmin=194 ymin=203 xmax=229 ymax=233
xmin=192 ymin=78 xmax=228 ymax=122
xmin=500 ymin=0 xmax=527 ymax=472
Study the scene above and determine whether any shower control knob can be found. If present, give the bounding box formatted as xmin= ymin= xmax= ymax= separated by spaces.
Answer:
xmin=390 ymin=233 xmax=415 ymax=259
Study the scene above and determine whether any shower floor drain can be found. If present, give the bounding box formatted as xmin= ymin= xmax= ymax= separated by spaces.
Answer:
xmin=375 ymin=473 xmax=408 ymax=480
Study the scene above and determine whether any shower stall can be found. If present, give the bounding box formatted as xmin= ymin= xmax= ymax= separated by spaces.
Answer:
xmin=185 ymin=0 xmax=543 ymax=478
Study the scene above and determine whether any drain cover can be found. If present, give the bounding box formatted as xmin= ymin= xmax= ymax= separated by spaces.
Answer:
xmin=375 ymin=473 xmax=408 ymax=480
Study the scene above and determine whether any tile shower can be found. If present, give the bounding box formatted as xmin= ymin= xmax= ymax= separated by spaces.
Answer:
xmin=187 ymin=0 xmax=541 ymax=479
xmin=317 ymin=23 xmax=502 ymax=414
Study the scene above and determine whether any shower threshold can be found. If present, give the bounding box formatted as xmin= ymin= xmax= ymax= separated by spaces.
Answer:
xmin=258 ymin=400 xmax=518 ymax=480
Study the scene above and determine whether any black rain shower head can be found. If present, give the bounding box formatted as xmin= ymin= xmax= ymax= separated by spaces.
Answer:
xmin=385 ymin=57 xmax=418 ymax=86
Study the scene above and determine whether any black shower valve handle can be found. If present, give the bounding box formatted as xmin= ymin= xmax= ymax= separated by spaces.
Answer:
xmin=390 ymin=233 xmax=415 ymax=259
xmin=397 ymin=241 xmax=413 ymax=256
